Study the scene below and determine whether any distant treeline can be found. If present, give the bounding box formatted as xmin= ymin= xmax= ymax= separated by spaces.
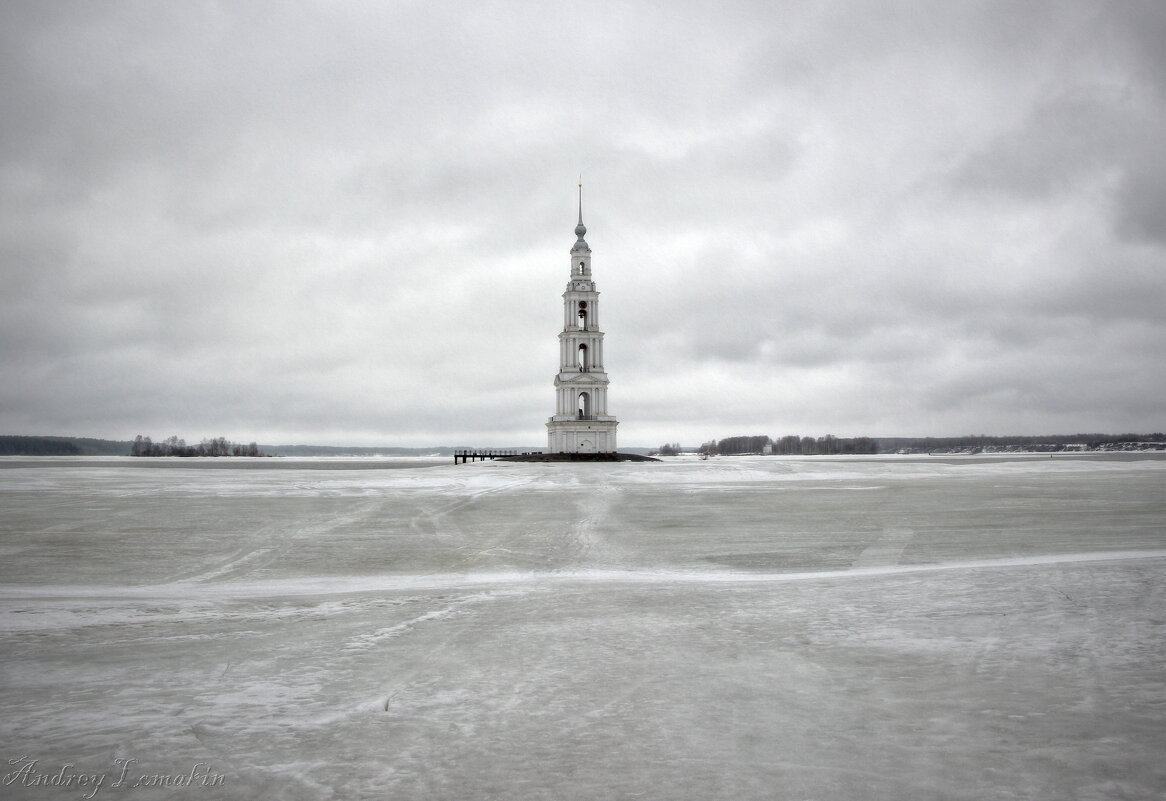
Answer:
xmin=0 ymin=435 xmax=132 ymax=456
xmin=0 ymin=435 xmax=445 ymax=457
xmin=6 ymin=432 xmax=1164 ymax=459
xmin=658 ymin=435 xmax=877 ymax=455
xmin=655 ymin=432 xmax=1166 ymax=456
xmin=877 ymin=433 xmax=1166 ymax=453
xmin=131 ymin=435 xmax=265 ymax=457
xmin=713 ymin=435 xmax=877 ymax=455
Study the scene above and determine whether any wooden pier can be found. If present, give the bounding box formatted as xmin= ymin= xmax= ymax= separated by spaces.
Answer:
xmin=453 ymin=449 xmax=522 ymax=464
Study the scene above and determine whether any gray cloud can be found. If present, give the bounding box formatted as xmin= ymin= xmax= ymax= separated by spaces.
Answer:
xmin=2 ymin=1 xmax=1164 ymax=446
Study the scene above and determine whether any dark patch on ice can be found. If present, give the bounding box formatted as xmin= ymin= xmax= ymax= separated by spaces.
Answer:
xmin=703 ymin=548 xmax=864 ymax=572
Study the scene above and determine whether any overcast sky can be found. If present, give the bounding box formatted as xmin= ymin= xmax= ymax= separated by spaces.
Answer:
xmin=2 ymin=1 xmax=1164 ymax=447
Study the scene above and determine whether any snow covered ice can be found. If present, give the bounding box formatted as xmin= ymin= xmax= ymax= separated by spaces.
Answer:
xmin=1 ymin=454 xmax=1164 ymax=800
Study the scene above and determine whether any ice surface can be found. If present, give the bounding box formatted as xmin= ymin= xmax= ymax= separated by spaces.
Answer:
xmin=1 ymin=455 xmax=1164 ymax=800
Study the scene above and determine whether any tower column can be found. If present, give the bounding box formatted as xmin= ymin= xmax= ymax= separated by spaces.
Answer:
xmin=546 ymin=185 xmax=619 ymax=453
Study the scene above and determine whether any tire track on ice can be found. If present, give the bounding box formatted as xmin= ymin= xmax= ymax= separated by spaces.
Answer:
xmin=182 ymin=499 xmax=383 ymax=583
xmin=410 ymin=471 xmax=542 ymax=572
xmin=6 ymin=550 xmax=1164 ymax=602
xmin=851 ymin=526 xmax=915 ymax=569
xmin=565 ymin=484 xmax=622 ymax=570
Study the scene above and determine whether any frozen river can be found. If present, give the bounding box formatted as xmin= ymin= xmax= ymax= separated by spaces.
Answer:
xmin=1 ymin=454 xmax=1164 ymax=800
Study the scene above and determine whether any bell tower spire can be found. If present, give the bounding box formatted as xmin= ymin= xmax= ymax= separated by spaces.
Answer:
xmin=547 ymin=184 xmax=618 ymax=454
xmin=573 ymin=178 xmax=589 ymax=252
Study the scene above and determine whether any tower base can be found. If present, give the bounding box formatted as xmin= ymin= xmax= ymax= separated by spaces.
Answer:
xmin=499 ymin=452 xmax=659 ymax=462
xmin=546 ymin=419 xmax=618 ymax=454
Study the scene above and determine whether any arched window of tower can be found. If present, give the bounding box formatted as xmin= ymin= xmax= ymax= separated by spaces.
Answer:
xmin=577 ymin=344 xmax=588 ymax=371
xmin=577 ymin=392 xmax=591 ymax=419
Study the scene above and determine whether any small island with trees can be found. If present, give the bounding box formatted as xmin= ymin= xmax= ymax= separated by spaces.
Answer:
xmin=130 ymin=435 xmax=266 ymax=457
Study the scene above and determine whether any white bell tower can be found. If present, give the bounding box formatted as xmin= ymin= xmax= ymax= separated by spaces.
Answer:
xmin=546 ymin=185 xmax=618 ymax=454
